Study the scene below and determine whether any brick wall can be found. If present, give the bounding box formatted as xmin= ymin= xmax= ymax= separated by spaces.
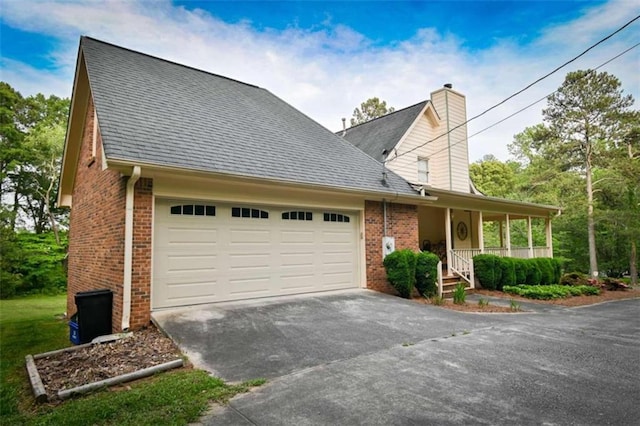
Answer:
xmin=67 ymin=96 xmax=154 ymax=332
xmin=130 ymin=178 xmax=153 ymax=329
xmin=364 ymin=200 xmax=419 ymax=294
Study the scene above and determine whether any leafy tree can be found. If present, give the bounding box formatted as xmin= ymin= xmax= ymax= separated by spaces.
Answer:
xmin=350 ymin=97 xmax=395 ymax=126
xmin=543 ymin=71 xmax=634 ymax=278
xmin=470 ymin=155 xmax=520 ymax=198
xmin=0 ymin=82 xmax=69 ymax=233
xmin=512 ymin=71 xmax=634 ymax=278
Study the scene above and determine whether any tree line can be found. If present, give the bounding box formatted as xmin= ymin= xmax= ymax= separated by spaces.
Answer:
xmin=1 ymin=82 xmax=69 ymax=297
xmin=470 ymin=71 xmax=638 ymax=283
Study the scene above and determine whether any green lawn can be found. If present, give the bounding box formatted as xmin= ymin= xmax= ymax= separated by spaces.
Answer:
xmin=0 ymin=294 xmax=263 ymax=425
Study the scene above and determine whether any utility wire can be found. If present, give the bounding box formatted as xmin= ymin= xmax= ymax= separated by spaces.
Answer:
xmin=467 ymin=42 xmax=640 ymax=140
xmin=393 ymin=14 xmax=640 ymax=161
xmin=392 ymin=41 xmax=640 ymax=168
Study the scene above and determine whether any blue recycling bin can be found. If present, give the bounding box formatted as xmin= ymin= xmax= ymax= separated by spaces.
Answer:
xmin=69 ymin=314 xmax=80 ymax=345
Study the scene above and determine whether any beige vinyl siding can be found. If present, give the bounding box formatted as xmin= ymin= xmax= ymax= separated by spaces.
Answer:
xmin=387 ymin=108 xmax=448 ymax=186
xmin=429 ymin=88 xmax=470 ymax=193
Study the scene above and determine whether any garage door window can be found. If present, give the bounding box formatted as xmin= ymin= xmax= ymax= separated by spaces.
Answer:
xmin=282 ymin=211 xmax=313 ymax=221
xmin=232 ymin=207 xmax=269 ymax=219
xmin=323 ymin=213 xmax=350 ymax=223
xmin=171 ymin=204 xmax=216 ymax=216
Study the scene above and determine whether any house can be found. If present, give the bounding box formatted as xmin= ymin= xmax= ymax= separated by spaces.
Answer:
xmin=59 ymin=37 xmax=559 ymax=332
xmin=341 ymin=86 xmax=560 ymax=283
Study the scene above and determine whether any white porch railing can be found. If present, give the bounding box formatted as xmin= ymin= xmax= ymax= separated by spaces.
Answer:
xmin=510 ymin=247 xmax=531 ymax=259
xmin=437 ymin=260 xmax=443 ymax=298
xmin=449 ymin=250 xmax=475 ymax=289
xmin=484 ymin=247 xmax=509 ymax=257
xmin=533 ymin=246 xmax=551 ymax=258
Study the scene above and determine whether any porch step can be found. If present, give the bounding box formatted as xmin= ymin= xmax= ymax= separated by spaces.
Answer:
xmin=441 ymin=275 xmax=470 ymax=299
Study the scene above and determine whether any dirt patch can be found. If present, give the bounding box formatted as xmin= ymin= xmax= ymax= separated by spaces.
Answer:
xmin=35 ymin=326 xmax=183 ymax=400
xmin=412 ymin=296 xmax=518 ymax=313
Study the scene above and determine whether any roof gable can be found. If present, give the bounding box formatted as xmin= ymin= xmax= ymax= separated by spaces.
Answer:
xmin=76 ymin=37 xmax=417 ymax=197
xmin=340 ymin=101 xmax=430 ymax=161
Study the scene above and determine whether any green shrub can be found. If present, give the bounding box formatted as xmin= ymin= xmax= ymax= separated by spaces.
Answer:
xmin=513 ymin=258 xmax=528 ymax=284
xmin=415 ymin=251 xmax=439 ymax=297
xmin=498 ymin=257 xmax=516 ymax=290
xmin=551 ymin=258 xmax=563 ymax=283
xmin=453 ymin=282 xmax=466 ymax=305
xmin=535 ymin=258 xmax=555 ymax=285
xmin=503 ymin=284 xmax=600 ymax=300
xmin=473 ymin=254 xmax=502 ymax=290
xmin=524 ymin=259 xmax=542 ymax=285
xmin=383 ymin=249 xmax=417 ymax=298
xmin=560 ymin=272 xmax=589 ymax=286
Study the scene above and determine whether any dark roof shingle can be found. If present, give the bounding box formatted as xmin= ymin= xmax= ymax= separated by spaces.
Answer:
xmin=81 ymin=37 xmax=417 ymax=196
xmin=340 ymin=101 xmax=428 ymax=161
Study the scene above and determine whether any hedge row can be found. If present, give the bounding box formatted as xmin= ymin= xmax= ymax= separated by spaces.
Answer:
xmin=473 ymin=254 xmax=562 ymax=290
xmin=383 ymin=250 xmax=440 ymax=298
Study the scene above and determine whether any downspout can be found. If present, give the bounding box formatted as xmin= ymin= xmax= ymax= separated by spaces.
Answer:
xmin=122 ymin=166 xmax=141 ymax=331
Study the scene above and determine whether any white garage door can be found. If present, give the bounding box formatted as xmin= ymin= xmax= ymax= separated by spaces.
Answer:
xmin=152 ymin=199 xmax=360 ymax=309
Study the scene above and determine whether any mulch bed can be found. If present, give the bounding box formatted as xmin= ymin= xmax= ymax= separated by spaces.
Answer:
xmin=412 ymin=296 xmax=518 ymax=312
xmin=35 ymin=326 xmax=183 ymax=400
xmin=413 ymin=286 xmax=640 ymax=313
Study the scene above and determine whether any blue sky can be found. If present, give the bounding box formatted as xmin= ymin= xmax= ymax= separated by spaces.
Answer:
xmin=1 ymin=0 xmax=638 ymax=161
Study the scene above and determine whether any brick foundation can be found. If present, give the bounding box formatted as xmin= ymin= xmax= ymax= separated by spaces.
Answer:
xmin=364 ymin=201 xmax=419 ymax=294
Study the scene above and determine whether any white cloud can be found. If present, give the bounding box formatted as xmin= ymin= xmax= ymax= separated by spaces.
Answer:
xmin=2 ymin=0 xmax=638 ymax=162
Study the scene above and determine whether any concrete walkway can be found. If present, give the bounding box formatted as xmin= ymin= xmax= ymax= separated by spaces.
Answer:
xmin=153 ymin=290 xmax=640 ymax=425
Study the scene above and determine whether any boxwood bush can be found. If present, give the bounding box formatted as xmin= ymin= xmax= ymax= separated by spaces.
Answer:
xmin=473 ymin=254 xmax=502 ymax=290
xmin=498 ymin=257 xmax=516 ymax=290
xmin=524 ymin=259 xmax=542 ymax=285
xmin=551 ymin=258 xmax=563 ymax=284
xmin=535 ymin=258 xmax=556 ymax=285
xmin=383 ymin=249 xmax=417 ymax=298
xmin=513 ymin=258 xmax=528 ymax=284
xmin=415 ymin=251 xmax=439 ymax=297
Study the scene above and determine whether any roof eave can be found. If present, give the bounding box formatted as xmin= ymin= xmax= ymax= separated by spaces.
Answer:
xmin=57 ymin=44 xmax=90 ymax=207
xmin=105 ymin=158 xmax=438 ymax=205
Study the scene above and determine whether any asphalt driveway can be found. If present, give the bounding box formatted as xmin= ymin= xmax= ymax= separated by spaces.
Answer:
xmin=152 ymin=290 xmax=640 ymax=425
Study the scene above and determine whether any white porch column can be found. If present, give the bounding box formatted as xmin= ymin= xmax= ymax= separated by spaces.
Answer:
xmin=477 ymin=211 xmax=484 ymax=253
xmin=527 ymin=216 xmax=534 ymax=258
xmin=505 ymin=214 xmax=512 ymax=257
xmin=445 ymin=208 xmax=452 ymax=273
xmin=545 ymin=218 xmax=553 ymax=257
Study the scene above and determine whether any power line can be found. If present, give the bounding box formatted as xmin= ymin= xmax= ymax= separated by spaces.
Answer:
xmin=468 ymin=42 xmax=640 ymax=140
xmin=393 ymin=14 xmax=640 ymax=161
xmin=391 ymin=41 xmax=640 ymax=169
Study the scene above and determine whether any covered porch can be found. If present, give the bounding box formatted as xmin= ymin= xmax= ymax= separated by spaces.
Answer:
xmin=417 ymin=188 xmax=560 ymax=286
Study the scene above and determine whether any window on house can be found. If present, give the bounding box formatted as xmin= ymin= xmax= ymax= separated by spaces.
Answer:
xmin=323 ymin=212 xmax=350 ymax=223
xmin=170 ymin=204 xmax=216 ymax=216
xmin=282 ymin=211 xmax=313 ymax=221
xmin=231 ymin=207 xmax=269 ymax=219
xmin=418 ymin=158 xmax=429 ymax=183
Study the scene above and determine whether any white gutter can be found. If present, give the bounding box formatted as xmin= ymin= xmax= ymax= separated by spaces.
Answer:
xmin=122 ymin=166 xmax=141 ymax=331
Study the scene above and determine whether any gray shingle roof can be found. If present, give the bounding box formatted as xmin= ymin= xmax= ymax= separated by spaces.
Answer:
xmin=340 ymin=101 xmax=428 ymax=161
xmin=81 ymin=37 xmax=417 ymax=197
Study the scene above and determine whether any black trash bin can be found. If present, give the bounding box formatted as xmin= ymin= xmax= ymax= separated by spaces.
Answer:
xmin=71 ymin=289 xmax=113 ymax=344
